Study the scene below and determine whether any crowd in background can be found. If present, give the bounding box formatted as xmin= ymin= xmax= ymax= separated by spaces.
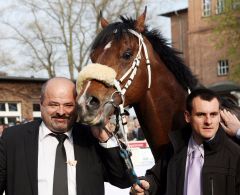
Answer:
xmin=106 ymin=110 xmax=145 ymax=142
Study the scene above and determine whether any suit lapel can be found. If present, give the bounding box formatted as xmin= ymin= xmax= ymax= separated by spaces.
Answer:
xmin=72 ymin=125 xmax=93 ymax=195
xmin=24 ymin=120 xmax=41 ymax=195
xmin=74 ymin=141 xmax=86 ymax=195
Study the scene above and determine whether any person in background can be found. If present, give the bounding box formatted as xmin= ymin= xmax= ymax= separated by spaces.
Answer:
xmin=220 ymin=109 xmax=240 ymax=139
xmin=106 ymin=115 xmax=117 ymax=133
xmin=130 ymin=88 xmax=240 ymax=195
xmin=0 ymin=77 xmax=132 ymax=195
xmin=133 ymin=117 xmax=145 ymax=141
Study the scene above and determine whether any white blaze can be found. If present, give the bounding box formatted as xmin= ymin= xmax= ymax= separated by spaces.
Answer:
xmin=104 ymin=41 xmax=112 ymax=50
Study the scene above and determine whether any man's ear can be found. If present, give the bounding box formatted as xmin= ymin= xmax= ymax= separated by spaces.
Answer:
xmin=184 ymin=111 xmax=191 ymax=123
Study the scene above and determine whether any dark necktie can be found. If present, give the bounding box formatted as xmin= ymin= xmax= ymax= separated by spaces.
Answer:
xmin=51 ymin=133 xmax=68 ymax=195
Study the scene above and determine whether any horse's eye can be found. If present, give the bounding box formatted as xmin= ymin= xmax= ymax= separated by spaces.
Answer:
xmin=122 ymin=50 xmax=132 ymax=60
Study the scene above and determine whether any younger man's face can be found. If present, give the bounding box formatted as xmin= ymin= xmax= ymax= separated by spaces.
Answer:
xmin=185 ymin=96 xmax=220 ymax=144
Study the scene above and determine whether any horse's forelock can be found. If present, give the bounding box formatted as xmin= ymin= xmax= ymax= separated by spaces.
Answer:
xmin=91 ymin=16 xmax=137 ymax=51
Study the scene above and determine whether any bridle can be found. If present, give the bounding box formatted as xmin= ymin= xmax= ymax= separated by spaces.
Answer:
xmin=77 ymin=28 xmax=152 ymax=145
xmin=108 ymin=28 xmax=152 ymax=149
xmin=76 ymin=28 xmax=152 ymax=187
xmin=114 ymin=29 xmax=152 ymax=96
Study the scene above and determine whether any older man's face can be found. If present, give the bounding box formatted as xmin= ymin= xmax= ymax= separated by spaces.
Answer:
xmin=41 ymin=79 xmax=77 ymax=133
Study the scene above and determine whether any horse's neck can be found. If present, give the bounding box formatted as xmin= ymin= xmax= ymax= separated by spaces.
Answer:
xmin=133 ymin=66 xmax=187 ymax=160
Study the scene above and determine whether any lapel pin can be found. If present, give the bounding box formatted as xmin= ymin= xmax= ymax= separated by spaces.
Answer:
xmin=66 ymin=160 xmax=77 ymax=166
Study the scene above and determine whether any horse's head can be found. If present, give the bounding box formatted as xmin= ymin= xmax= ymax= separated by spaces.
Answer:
xmin=76 ymin=8 xmax=151 ymax=125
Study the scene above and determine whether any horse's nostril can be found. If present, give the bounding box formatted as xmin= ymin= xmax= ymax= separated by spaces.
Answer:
xmin=87 ymin=96 xmax=100 ymax=110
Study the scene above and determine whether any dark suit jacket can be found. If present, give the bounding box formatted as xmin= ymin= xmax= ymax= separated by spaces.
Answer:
xmin=0 ymin=120 xmax=131 ymax=195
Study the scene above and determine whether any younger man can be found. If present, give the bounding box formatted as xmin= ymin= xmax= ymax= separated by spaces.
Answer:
xmin=131 ymin=88 xmax=240 ymax=195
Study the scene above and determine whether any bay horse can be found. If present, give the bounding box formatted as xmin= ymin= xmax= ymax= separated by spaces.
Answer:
xmin=76 ymin=8 xmax=199 ymax=161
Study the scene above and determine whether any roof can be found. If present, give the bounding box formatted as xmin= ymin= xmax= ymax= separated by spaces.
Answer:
xmin=0 ymin=76 xmax=48 ymax=83
xmin=208 ymin=81 xmax=240 ymax=92
xmin=159 ymin=8 xmax=188 ymax=17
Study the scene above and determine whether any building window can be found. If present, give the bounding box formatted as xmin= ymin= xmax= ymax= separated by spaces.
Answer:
xmin=8 ymin=103 xmax=18 ymax=111
xmin=0 ymin=117 xmax=4 ymax=125
xmin=0 ymin=102 xmax=21 ymax=125
xmin=203 ymin=0 xmax=211 ymax=16
xmin=232 ymin=0 xmax=240 ymax=9
xmin=33 ymin=103 xmax=41 ymax=120
xmin=216 ymin=0 xmax=225 ymax=14
xmin=218 ymin=59 xmax=229 ymax=76
xmin=33 ymin=103 xmax=40 ymax=112
xmin=0 ymin=103 xmax=6 ymax=111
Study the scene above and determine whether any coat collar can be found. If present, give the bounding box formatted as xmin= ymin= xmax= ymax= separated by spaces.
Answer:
xmin=71 ymin=123 xmax=96 ymax=195
xmin=169 ymin=124 xmax=226 ymax=154
xmin=168 ymin=124 xmax=191 ymax=154
xmin=203 ymin=127 xmax=226 ymax=155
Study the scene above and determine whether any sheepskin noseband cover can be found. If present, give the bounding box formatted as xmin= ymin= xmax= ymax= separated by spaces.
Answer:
xmin=76 ymin=63 xmax=117 ymax=94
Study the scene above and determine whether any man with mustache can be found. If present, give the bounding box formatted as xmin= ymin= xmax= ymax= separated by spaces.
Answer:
xmin=0 ymin=77 xmax=132 ymax=195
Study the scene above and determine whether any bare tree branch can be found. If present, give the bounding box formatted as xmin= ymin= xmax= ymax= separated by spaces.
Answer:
xmin=0 ymin=0 xmax=147 ymax=79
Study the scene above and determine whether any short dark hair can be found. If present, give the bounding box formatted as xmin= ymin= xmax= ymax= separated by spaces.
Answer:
xmin=40 ymin=81 xmax=48 ymax=104
xmin=186 ymin=88 xmax=220 ymax=113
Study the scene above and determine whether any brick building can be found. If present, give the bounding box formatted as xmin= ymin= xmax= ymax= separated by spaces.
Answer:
xmin=161 ymin=0 xmax=240 ymax=103
xmin=0 ymin=76 xmax=47 ymax=125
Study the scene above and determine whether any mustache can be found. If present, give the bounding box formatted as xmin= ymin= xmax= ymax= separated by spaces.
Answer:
xmin=52 ymin=114 xmax=71 ymax=119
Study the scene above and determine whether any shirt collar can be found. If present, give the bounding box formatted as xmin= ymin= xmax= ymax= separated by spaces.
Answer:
xmin=39 ymin=121 xmax=73 ymax=142
xmin=187 ymin=135 xmax=204 ymax=157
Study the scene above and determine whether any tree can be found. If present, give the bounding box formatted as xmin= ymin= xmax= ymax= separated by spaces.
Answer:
xmin=1 ymin=0 xmax=147 ymax=80
xmin=211 ymin=0 xmax=240 ymax=83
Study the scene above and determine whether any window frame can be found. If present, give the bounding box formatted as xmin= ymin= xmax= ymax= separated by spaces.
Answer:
xmin=0 ymin=102 xmax=22 ymax=125
xmin=33 ymin=103 xmax=41 ymax=118
xmin=216 ymin=0 xmax=225 ymax=14
xmin=217 ymin=59 xmax=229 ymax=76
xmin=202 ymin=0 xmax=212 ymax=17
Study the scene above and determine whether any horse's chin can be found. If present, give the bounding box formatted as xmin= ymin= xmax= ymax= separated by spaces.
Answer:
xmin=77 ymin=103 xmax=116 ymax=127
xmin=77 ymin=112 xmax=104 ymax=126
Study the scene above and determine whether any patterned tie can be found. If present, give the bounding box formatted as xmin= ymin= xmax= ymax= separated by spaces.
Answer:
xmin=186 ymin=149 xmax=203 ymax=195
xmin=51 ymin=133 xmax=68 ymax=195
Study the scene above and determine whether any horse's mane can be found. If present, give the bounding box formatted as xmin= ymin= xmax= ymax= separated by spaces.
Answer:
xmin=91 ymin=16 xmax=198 ymax=91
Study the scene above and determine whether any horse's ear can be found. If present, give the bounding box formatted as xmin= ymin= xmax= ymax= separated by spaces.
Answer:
xmin=135 ymin=6 xmax=147 ymax=33
xmin=100 ymin=10 xmax=109 ymax=28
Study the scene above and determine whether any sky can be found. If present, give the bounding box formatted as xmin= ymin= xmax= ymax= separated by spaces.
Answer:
xmin=0 ymin=0 xmax=188 ymax=78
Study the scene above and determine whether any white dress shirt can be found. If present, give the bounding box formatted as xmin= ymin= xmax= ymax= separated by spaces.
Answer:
xmin=38 ymin=122 xmax=77 ymax=195
xmin=38 ymin=122 xmax=118 ymax=195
